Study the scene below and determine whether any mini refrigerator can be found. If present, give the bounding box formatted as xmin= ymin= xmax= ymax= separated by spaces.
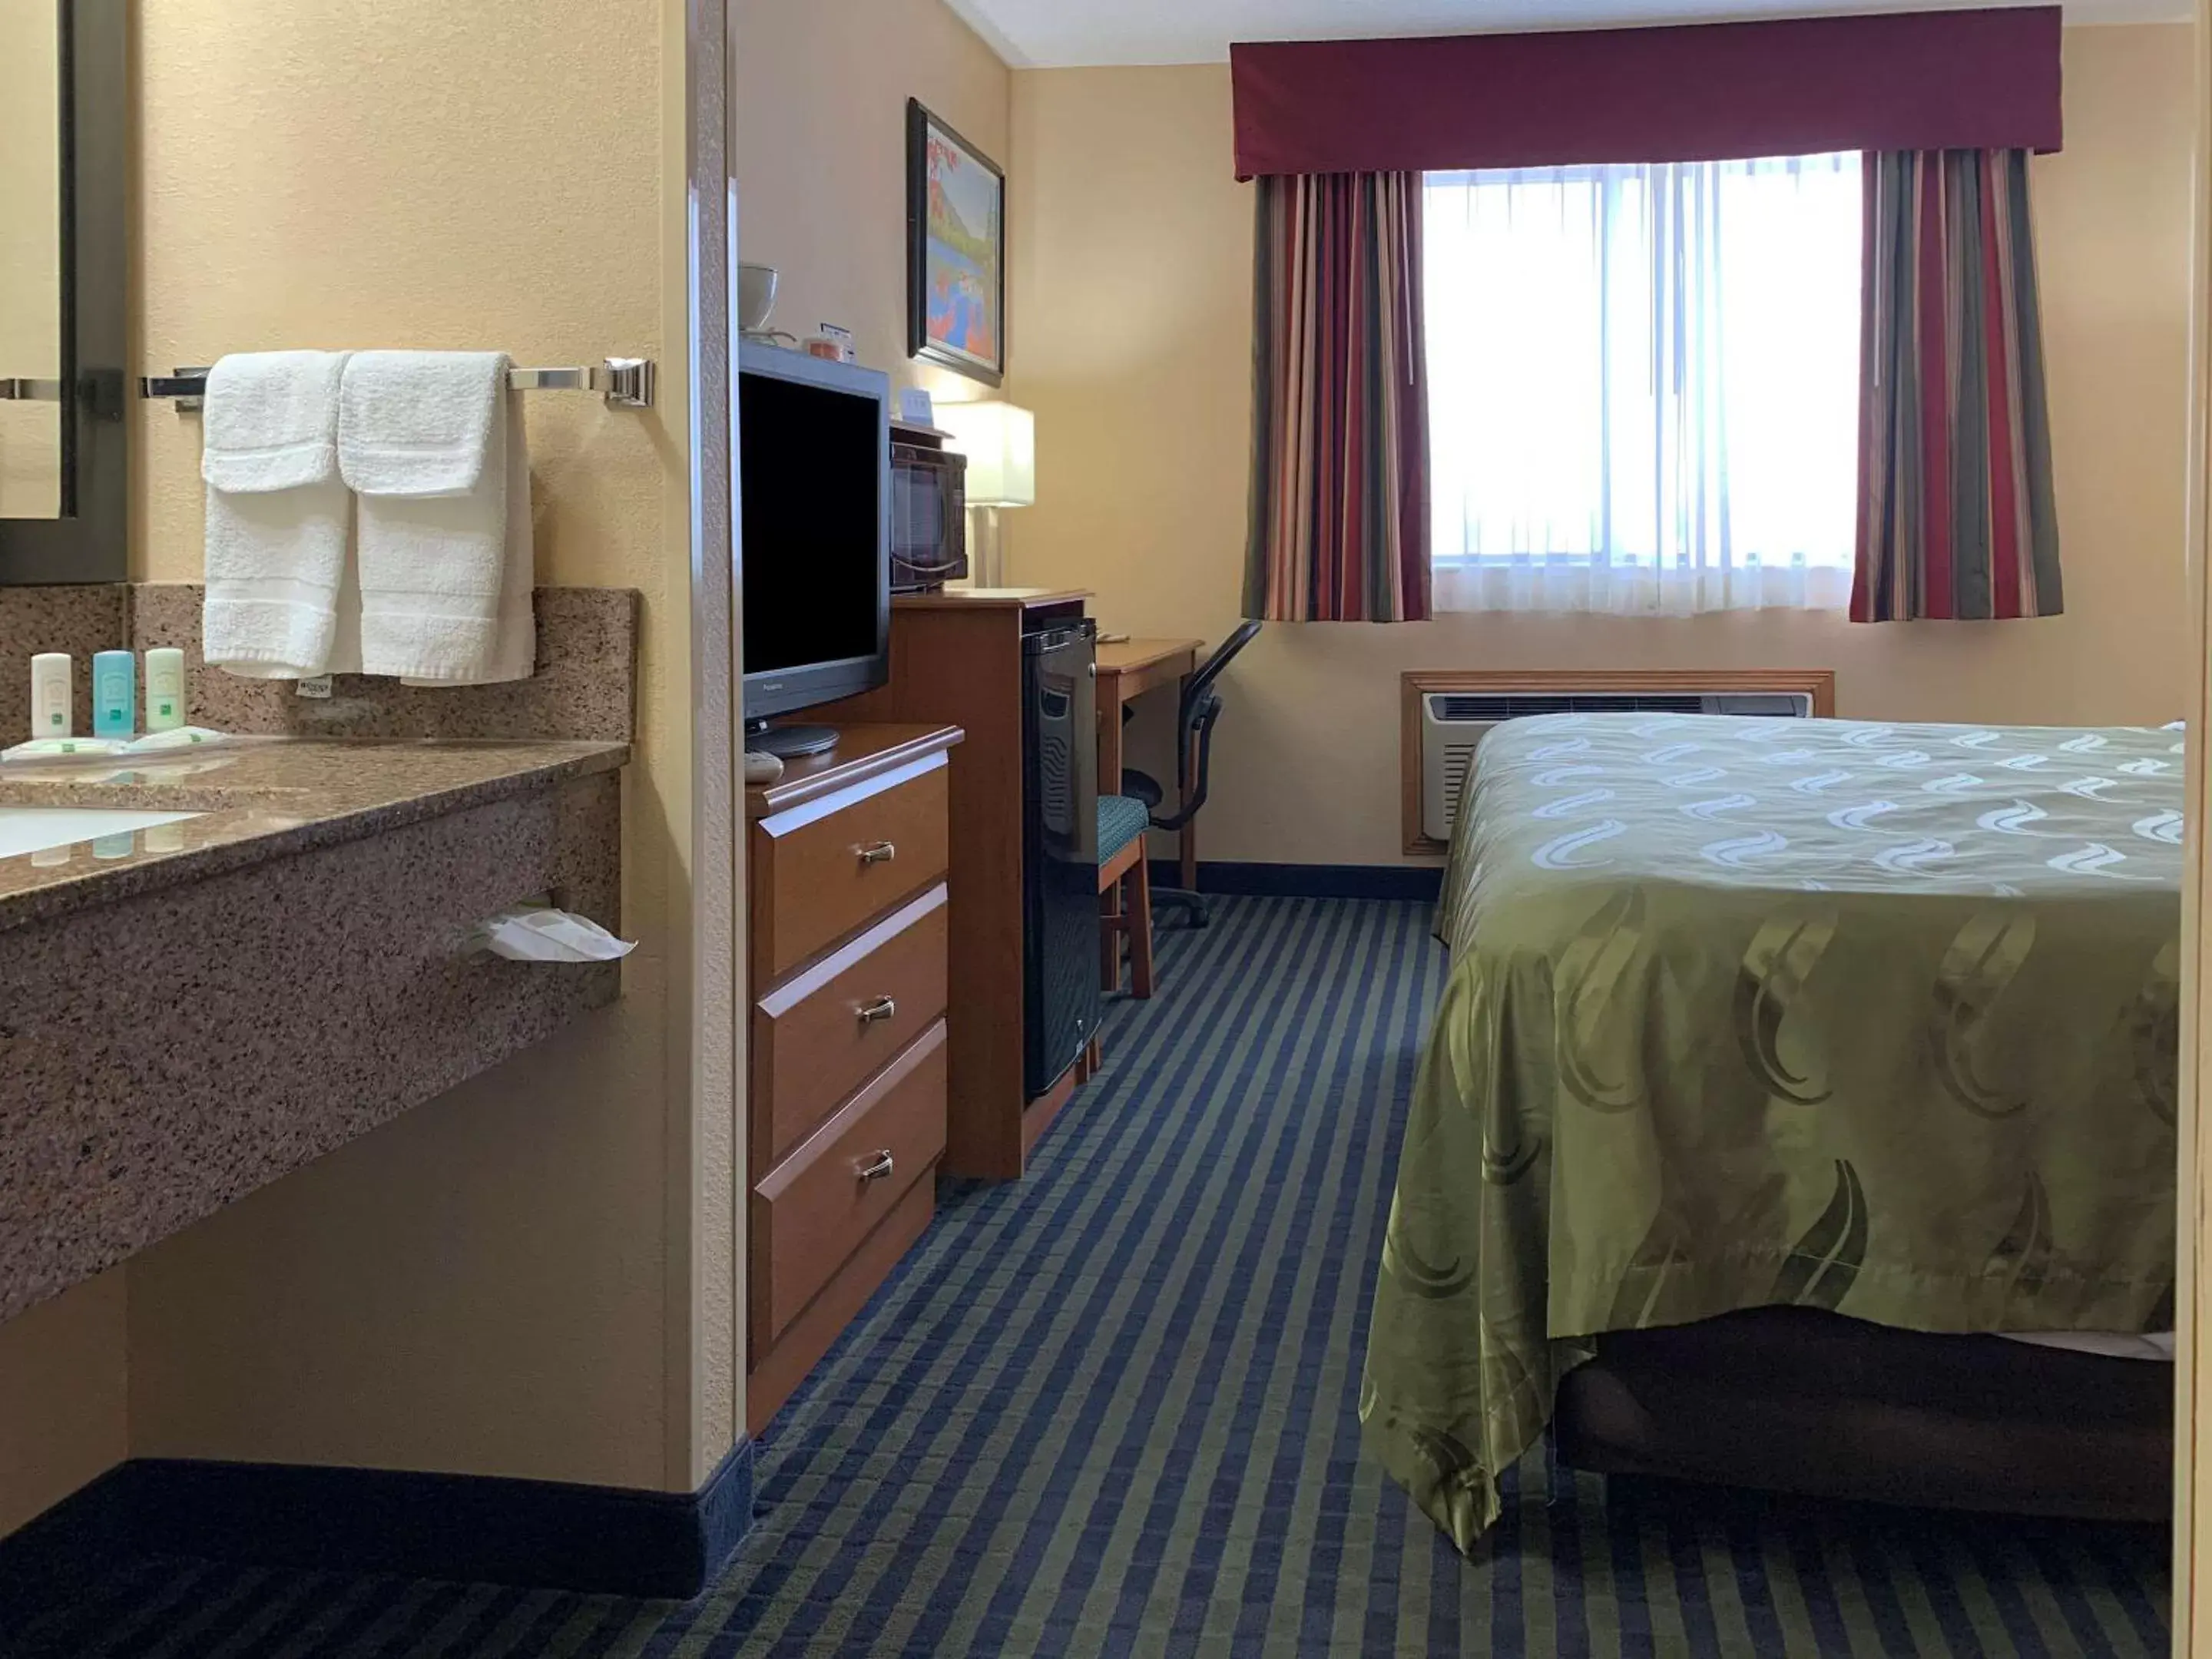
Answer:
xmin=1021 ymin=620 xmax=1102 ymax=1098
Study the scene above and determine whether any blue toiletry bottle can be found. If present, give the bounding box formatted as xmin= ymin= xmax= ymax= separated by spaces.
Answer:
xmin=91 ymin=651 xmax=136 ymax=737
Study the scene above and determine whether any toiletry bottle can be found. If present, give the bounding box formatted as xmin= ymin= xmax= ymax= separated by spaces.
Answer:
xmin=29 ymin=653 xmax=70 ymax=738
xmin=91 ymin=651 xmax=135 ymax=738
xmin=144 ymin=648 xmax=187 ymax=733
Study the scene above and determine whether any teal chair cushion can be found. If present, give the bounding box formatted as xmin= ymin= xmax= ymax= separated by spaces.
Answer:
xmin=1098 ymin=793 xmax=1151 ymax=862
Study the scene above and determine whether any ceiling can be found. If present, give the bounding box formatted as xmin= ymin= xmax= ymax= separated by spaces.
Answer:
xmin=945 ymin=0 xmax=2186 ymax=68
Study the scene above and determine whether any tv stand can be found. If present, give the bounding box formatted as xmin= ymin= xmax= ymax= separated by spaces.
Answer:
xmin=745 ymin=718 xmax=839 ymax=759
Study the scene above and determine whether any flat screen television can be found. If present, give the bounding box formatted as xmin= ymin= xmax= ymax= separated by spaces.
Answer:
xmin=739 ymin=345 xmax=892 ymax=759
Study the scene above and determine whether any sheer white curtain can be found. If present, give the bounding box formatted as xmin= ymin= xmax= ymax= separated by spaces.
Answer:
xmin=1425 ymin=154 xmax=1862 ymax=614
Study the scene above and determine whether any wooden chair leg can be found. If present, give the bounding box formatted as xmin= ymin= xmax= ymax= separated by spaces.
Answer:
xmin=1098 ymin=889 xmax=1120 ymax=992
xmin=1128 ymin=853 xmax=1154 ymax=1000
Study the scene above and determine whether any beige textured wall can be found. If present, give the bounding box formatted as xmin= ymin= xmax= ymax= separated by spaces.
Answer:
xmin=0 ymin=1273 xmax=126 ymax=1538
xmin=0 ymin=0 xmax=721 ymax=1532
xmin=1007 ymin=26 xmax=2197 ymax=867
xmin=0 ymin=5 xmax=61 ymax=517
xmin=733 ymin=0 xmax=1011 ymax=408
xmin=126 ymin=1018 xmax=676 ymax=1485
xmin=121 ymin=0 xmax=712 ymax=1492
xmin=131 ymin=3 xmax=668 ymax=590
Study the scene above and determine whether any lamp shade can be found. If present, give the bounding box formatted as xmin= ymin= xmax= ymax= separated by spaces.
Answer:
xmin=939 ymin=401 xmax=1036 ymax=508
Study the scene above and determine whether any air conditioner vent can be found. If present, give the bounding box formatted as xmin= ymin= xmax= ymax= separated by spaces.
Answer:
xmin=1432 ymin=692 xmax=1707 ymax=722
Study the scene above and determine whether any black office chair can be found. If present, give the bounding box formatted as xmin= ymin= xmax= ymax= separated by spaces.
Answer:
xmin=1121 ymin=621 xmax=1261 ymax=929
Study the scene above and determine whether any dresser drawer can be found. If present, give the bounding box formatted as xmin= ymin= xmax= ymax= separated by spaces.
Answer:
xmin=750 ymin=756 xmax=950 ymax=982
xmin=750 ymin=1020 xmax=947 ymax=1353
xmin=753 ymin=884 xmax=949 ymax=1172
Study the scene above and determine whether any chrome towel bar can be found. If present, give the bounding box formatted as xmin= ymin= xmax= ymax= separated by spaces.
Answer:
xmin=139 ymin=356 xmax=656 ymax=411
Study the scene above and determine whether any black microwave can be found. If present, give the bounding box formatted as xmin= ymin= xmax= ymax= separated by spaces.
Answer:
xmin=890 ymin=439 xmax=967 ymax=592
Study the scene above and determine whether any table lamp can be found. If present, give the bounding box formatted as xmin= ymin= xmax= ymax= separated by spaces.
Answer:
xmin=939 ymin=401 xmax=1035 ymax=586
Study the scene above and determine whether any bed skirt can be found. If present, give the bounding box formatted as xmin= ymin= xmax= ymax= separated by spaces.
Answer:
xmin=1553 ymin=1308 xmax=2172 ymax=1524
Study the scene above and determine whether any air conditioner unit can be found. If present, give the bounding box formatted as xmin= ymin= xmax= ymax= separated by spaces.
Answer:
xmin=1420 ymin=689 xmax=1813 ymax=844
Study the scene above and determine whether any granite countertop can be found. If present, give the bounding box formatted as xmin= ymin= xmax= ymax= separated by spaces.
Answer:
xmin=0 ymin=737 xmax=628 ymax=931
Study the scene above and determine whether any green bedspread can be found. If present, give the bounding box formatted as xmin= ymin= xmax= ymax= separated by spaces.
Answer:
xmin=1362 ymin=714 xmax=2181 ymax=1551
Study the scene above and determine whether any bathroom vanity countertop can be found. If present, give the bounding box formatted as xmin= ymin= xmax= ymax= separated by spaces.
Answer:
xmin=0 ymin=737 xmax=628 ymax=929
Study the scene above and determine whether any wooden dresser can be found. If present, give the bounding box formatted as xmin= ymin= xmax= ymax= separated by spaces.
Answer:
xmin=746 ymin=722 xmax=962 ymax=1434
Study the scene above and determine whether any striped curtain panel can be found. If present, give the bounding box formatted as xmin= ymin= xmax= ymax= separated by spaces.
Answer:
xmin=1244 ymin=173 xmax=1432 ymax=622
xmin=1853 ymin=149 xmax=2061 ymax=621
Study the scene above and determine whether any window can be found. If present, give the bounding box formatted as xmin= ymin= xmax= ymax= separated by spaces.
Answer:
xmin=1424 ymin=154 xmax=1862 ymax=614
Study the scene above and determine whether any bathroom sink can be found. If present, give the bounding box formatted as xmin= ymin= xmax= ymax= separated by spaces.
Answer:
xmin=0 ymin=806 xmax=201 ymax=861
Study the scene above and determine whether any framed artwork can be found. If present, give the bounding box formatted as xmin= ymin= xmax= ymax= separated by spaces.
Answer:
xmin=907 ymin=99 xmax=1005 ymax=386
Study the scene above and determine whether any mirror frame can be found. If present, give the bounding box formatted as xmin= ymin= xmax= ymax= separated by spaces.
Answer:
xmin=0 ymin=0 xmax=127 ymax=584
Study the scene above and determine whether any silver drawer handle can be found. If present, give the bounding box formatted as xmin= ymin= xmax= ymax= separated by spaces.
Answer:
xmin=857 ymin=995 xmax=896 ymax=1026
xmin=856 ymin=841 xmax=896 ymax=866
xmin=855 ymin=1149 xmax=896 ymax=1184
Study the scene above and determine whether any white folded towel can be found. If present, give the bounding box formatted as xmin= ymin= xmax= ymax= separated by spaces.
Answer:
xmin=409 ymin=396 xmax=534 ymax=686
xmin=339 ymin=350 xmax=535 ymax=684
xmin=201 ymin=350 xmax=355 ymax=679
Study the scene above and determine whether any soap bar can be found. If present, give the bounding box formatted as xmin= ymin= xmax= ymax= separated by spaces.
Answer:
xmin=1 ymin=737 xmax=129 ymax=764
xmin=121 ymin=727 xmax=234 ymax=753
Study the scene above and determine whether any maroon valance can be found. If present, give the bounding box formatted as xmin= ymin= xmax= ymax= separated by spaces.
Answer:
xmin=1230 ymin=7 xmax=2062 ymax=180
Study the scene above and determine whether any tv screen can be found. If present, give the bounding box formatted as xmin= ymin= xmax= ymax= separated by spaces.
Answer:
xmin=739 ymin=350 xmax=890 ymax=717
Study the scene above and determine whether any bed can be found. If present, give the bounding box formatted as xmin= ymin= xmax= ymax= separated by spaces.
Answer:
xmin=1363 ymin=713 xmax=2181 ymax=1551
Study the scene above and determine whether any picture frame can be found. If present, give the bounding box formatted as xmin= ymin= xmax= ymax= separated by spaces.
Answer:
xmin=906 ymin=99 xmax=1005 ymax=387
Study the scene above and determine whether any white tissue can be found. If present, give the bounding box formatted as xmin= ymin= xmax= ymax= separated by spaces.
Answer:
xmin=475 ymin=905 xmax=635 ymax=962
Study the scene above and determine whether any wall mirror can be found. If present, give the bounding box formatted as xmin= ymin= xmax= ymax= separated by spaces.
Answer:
xmin=0 ymin=0 xmax=126 ymax=583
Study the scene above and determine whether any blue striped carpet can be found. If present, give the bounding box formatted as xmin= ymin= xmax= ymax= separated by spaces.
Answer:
xmin=18 ymin=896 xmax=2172 ymax=1657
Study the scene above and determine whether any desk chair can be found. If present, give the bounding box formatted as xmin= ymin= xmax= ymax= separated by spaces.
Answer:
xmin=1098 ymin=793 xmax=1154 ymax=998
xmin=1121 ymin=621 xmax=1261 ymax=929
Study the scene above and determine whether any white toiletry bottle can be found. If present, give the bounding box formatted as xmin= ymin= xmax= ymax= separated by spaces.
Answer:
xmin=91 ymin=651 xmax=134 ymax=738
xmin=29 ymin=653 xmax=71 ymax=737
xmin=144 ymin=647 xmax=187 ymax=733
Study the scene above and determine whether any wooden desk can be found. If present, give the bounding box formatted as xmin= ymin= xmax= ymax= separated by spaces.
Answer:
xmin=1095 ymin=637 xmax=1204 ymax=889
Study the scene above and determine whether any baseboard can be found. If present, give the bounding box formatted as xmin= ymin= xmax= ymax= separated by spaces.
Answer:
xmin=1149 ymin=859 xmax=1444 ymax=902
xmin=0 ymin=1438 xmax=753 ymax=1608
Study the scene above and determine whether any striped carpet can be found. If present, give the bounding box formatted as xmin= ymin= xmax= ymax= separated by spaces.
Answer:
xmin=18 ymin=896 xmax=2172 ymax=1657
